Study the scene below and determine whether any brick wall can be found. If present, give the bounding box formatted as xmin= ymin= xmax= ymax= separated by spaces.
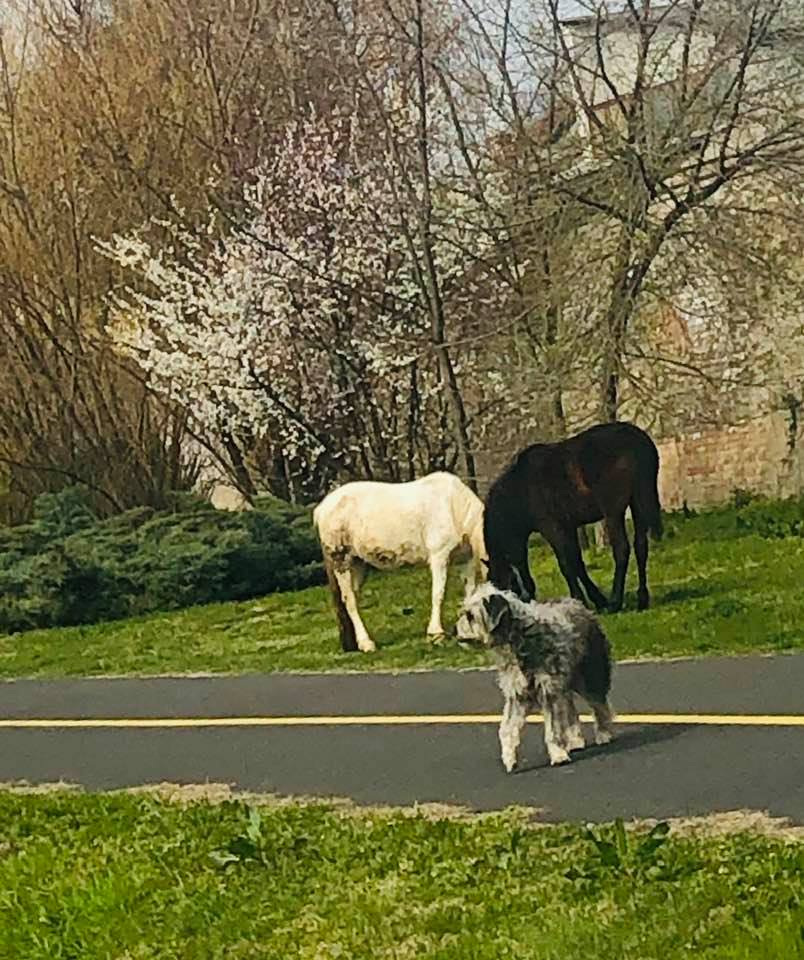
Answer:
xmin=656 ymin=411 xmax=804 ymax=510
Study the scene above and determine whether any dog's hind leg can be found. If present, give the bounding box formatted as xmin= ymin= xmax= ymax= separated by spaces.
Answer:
xmin=499 ymin=696 xmax=528 ymax=773
xmin=589 ymin=698 xmax=616 ymax=745
xmin=575 ymin=622 xmax=614 ymax=744
xmin=538 ymin=679 xmax=572 ymax=766
xmin=564 ymin=697 xmax=586 ymax=752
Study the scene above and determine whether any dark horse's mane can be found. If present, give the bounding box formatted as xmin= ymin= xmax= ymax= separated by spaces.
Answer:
xmin=483 ymin=447 xmax=537 ymax=554
xmin=483 ymin=422 xmax=663 ymax=612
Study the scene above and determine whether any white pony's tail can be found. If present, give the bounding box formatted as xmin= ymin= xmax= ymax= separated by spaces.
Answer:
xmin=314 ymin=503 xmax=359 ymax=653
xmin=469 ymin=511 xmax=488 ymax=584
xmin=322 ymin=553 xmax=358 ymax=653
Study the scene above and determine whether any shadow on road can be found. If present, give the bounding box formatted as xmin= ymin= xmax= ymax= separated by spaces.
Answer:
xmin=513 ymin=723 xmax=694 ymax=775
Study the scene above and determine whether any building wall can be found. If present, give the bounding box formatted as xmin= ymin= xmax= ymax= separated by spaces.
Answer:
xmin=563 ymin=13 xmax=714 ymax=139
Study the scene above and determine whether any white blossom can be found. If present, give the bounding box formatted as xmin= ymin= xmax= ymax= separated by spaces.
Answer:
xmin=96 ymin=111 xmax=511 ymax=481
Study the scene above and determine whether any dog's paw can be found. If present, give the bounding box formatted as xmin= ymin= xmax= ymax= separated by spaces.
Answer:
xmin=567 ymin=733 xmax=586 ymax=752
xmin=548 ymin=748 xmax=572 ymax=766
xmin=501 ymin=753 xmax=518 ymax=773
xmin=595 ymin=729 xmax=614 ymax=746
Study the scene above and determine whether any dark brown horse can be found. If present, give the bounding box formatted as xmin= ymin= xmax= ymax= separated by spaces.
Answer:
xmin=483 ymin=422 xmax=663 ymax=612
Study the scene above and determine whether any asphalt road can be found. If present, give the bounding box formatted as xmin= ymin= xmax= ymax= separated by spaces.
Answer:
xmin=1 ymin=655 xmax=802 ymax=822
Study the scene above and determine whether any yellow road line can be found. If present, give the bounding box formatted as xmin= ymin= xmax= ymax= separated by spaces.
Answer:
xmin=0 ymin=713 xmax=802 ymax=729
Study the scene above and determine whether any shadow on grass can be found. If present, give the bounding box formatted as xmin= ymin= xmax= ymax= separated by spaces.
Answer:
xmin=513 ymin=723 xmax=694 ymax=775
xmin=650 ymin=583 xmax=731 ymax=608
xmin=542 ymin=582 xmax=725 ymax=616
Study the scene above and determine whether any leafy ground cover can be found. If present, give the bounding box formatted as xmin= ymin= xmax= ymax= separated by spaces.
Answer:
xmin=0 ymin=789 xmax=801 ymax=960
xmin=0 ymin=487 xmax=324 ymax=634
xmin=0 ymin=516 xmax=802 ymax=677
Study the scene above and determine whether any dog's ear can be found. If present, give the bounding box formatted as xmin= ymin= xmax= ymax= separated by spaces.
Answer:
xmin=483 ymin=592 xmax=511 ymax=643
xmin=511 ymin=566 xmax=526 ymax=597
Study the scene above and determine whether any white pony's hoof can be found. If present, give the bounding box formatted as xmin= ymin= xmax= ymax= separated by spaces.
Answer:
xmin=357 ymin=640 xmax=377 ymax=653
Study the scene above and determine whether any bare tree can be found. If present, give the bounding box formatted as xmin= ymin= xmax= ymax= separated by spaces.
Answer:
xmin=0 ymin=0 xmax=370 ymax=516
xmin=534 ymin=0 xmax=804 ymax=421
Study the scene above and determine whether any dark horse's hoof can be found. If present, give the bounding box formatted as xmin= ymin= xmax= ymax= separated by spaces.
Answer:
xmin=637 ymin=592 xmax=650 ymax=611
xmin=587 ymin=591 xmax=610 ymax=614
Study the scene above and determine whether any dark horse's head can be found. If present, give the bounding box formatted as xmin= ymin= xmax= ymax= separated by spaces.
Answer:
xmin=483 ymin=473 xmax=537 ymax=602
xmin=483 ymin=553 xmax=536 ymax=602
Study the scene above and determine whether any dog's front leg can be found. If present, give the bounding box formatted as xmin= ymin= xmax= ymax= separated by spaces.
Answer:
xmin=498 ymin=696 xmax=528 ymax=773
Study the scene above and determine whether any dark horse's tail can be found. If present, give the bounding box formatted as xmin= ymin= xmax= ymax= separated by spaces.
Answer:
xmin=634 ymin=439 xmax=664 ymax=542
xmin=323 ymin=553 xmax=359 ymax=652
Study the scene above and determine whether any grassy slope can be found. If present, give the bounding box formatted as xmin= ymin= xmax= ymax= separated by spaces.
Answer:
xmin=0 ymin=526 xmax=803 ymax=678
xmin=0 ymin=791 xmax=801 ymax=960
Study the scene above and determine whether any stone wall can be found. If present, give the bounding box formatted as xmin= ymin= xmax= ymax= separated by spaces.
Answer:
xmin=656 ymin=411 xmax=804 ymax=510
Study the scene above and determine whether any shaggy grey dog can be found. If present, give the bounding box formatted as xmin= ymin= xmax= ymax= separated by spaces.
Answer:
xmin=455 ymin=582 xmax=615 ymax=772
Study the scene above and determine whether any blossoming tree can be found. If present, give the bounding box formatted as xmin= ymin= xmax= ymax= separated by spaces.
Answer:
xmin=98 ymin=110 xmax=510 ymax=500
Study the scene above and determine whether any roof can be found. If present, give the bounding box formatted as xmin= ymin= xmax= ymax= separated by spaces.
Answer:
xmin=559 ymin=3 xmax=803 ymax=51
xmin=560 ymin=3 xmax=692 ymax=32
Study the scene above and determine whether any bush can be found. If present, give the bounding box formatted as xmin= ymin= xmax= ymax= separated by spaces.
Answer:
xmin=661 ymin=493 xmax=804 ymax=543
xmin=0 ymin=487 xmax=324 ymax=633
xmin=735 ymin=495 xmax=804 ymax=539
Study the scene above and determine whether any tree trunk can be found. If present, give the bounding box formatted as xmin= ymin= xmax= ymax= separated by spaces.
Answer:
xmin=600 ymin=237 xmax=635 ymax=423
xmin=222 ymin=433 xmax=258 ymax=500
xmin=413 ymin=0 xmax=477 ymax=491
xmin=599 ymin=229 xmax=653 ymax=423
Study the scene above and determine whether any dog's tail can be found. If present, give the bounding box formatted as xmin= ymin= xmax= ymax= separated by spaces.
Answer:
xmin=578 ymin=620 xmax=612 ymax=701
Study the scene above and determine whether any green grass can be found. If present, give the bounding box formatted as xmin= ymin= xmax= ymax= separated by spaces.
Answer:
xmin=0 ymin=790 xmax=801 ymax=959
xmin=0 ymin=527 xmax=803 ymax=678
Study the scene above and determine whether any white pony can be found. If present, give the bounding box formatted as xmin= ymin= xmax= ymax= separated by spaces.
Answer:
xmin=313 ymin=472 xmax=487 ymax=652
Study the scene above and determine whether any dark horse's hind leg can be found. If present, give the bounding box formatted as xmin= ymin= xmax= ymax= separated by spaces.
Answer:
xmin=546 ymin=526 xmax=608 ymax=613
xmin=632 ymin=514 xmax=651 ymax=610
xmin=605 ymin=512 xmax=631 ymax=613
